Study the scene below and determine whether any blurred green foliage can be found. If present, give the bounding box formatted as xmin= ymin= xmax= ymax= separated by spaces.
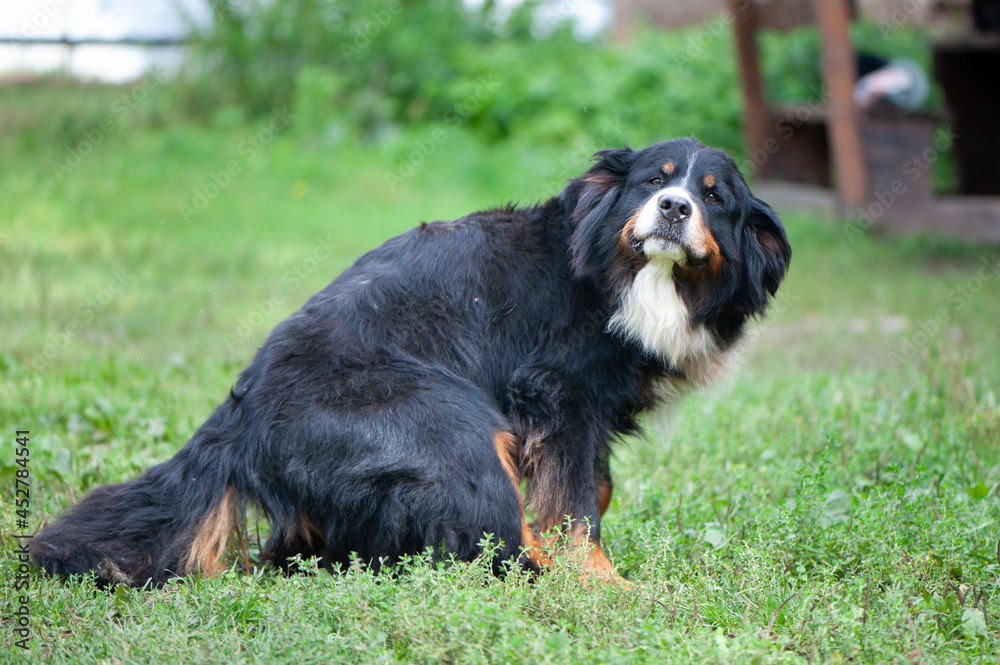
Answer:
xmin=0 ymin=1 xmax=943 ymax=184
xmin=178 ymin=0 xmax=746 ymax=152
xmin=174 ymin=0 xmax=942 ymax=174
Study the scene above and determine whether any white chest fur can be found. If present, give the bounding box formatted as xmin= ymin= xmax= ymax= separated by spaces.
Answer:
xmin=608 ymin=260 xmax=736 ymax=389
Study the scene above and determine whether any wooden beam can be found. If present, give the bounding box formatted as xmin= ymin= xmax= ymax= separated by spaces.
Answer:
xmin=814 ymin=0 xmax=867 ymax=211
xmin=731 ymin=0 xmax=769 ymax=179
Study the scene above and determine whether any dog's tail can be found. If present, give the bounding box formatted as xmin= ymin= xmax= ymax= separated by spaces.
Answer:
xmin=30 ymin=403 xmax=251 ymax=588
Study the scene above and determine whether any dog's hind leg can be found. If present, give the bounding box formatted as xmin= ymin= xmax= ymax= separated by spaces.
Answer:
xmin=259 ymin=370 xmax=534 ymax=576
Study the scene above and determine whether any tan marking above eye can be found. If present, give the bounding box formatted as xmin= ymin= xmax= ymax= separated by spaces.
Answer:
xmin=703 ymin=174 xmax=716 ymax=187
xmin=663 ymin=161 xmax=676 ymax=175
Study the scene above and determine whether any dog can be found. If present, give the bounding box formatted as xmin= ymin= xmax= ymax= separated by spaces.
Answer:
xmin=31 ymin=137 xmax=791 ymax=587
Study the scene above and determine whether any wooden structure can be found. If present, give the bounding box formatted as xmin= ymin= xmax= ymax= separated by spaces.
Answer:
xmin=732 ymin=0 xmax=867 ymax=210
xmin=933 ymin=37 xmax=1000 ymax=196
xmin=729 ymin=0 xmax=1000 ymax=243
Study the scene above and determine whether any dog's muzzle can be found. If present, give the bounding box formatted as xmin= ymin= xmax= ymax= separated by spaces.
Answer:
xmin=631 ymin=187 xmax=706 ymax=264
xmin=658 ymin=193 xmax=692 ymax=227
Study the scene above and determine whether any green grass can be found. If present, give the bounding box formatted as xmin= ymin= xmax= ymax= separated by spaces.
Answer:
xmin=1 ymin=84 xmax=999 ymax=663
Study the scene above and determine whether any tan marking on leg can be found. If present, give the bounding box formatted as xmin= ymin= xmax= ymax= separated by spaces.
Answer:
xmin=494 ymin=431 xmax=549 ymax=567
xmin=494 ymin=430 xmax=520 ymax=485
xmin=571 ymin=522 xmax=627 ymax=585
xmin=663 ymin=161 xmax=676 ymax=175
xmin=597 ymin=476 xmax=612 ymax=517
xmin=520 ymin=522 xmax=550 ymax=566
xmin=582 ymin=539 xmax=616 ymax=577
xmin=185 ymin=487 xmax=236 ymax=578
xmin=296 ymin=513 xmax=322 ymax=547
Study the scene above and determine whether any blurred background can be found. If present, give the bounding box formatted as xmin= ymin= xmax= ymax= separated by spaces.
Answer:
xmin=3 ymin=0 xmax=998 ymax=203
xmin=3 ymin=6 xmax=1000 ymax=659
xmin=1 ymin=0 xmax=998 ymax=513
xmin=4 ymin=5 xmax=1000 ymax=660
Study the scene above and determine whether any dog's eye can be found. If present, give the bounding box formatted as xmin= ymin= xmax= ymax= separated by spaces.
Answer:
xmin=706 ymin=192 xmax=721 ymax=203
xmin=648 ymin=177 xmax=662 ymax=187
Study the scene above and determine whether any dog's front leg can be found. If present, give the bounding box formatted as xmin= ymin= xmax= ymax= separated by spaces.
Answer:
xmin=523 ymin=432 xmax=620 ymax=581
xmin=508 ymin=366 xmax=625 ymax=582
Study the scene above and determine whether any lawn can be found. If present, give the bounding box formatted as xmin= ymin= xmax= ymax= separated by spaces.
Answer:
xmin=1 ymin=84 xmax=999 ymax=664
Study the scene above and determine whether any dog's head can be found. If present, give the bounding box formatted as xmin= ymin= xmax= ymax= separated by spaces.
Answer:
xmin=567 ymin=137 xmax=791 ymax=365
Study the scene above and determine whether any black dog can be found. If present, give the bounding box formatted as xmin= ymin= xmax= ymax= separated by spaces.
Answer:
xmin=31 ymin=137 xmax=790 ymax=586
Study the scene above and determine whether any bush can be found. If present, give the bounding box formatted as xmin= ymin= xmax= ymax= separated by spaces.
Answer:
xmin=174 ymin=2 xmax=939 ymax=167
xmin=177 ymin=0 xmax=747 ymax=154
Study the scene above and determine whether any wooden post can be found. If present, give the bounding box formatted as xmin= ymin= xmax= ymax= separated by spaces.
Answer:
xmin=731 ymin=0 xmax=769 ymax=178
xmin=814 ymin=0 xmax=867 ymax=212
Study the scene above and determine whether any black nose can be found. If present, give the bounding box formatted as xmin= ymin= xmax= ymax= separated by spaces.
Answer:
xmin=658 ymin=195 xmax=691 ymax=224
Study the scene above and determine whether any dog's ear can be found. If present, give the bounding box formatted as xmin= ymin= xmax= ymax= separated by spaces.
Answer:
xmin=569 ymin=147 xmax=633 ymax=279
xmin=739 ymin=196 xmax=792 ymax=316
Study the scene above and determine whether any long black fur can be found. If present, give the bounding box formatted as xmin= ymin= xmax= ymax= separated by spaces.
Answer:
xmin=31 ymin=138 xmax=791 ymax=587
